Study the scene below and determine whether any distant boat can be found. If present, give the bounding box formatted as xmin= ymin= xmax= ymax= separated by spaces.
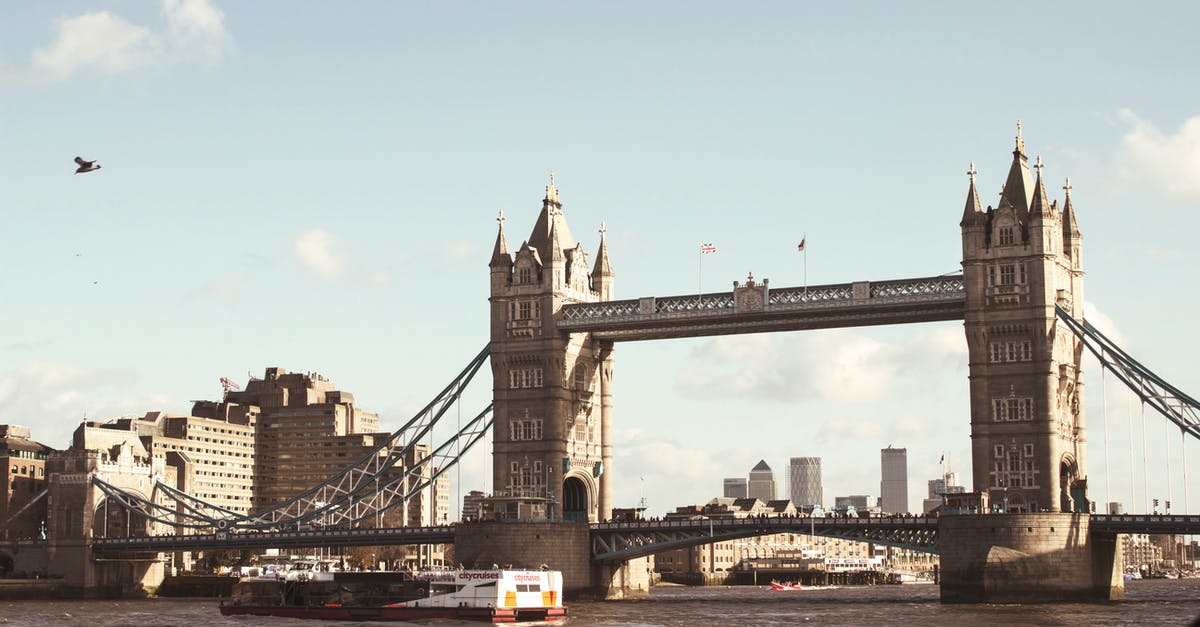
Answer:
xmin=769 ymin=580 xmax=803 ymax=591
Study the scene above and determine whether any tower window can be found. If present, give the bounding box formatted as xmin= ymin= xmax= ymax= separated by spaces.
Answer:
xmin=998 ymin=227 xmax=1014 ymax=246
xmin=519 ymin=268 xmax=533 ymax=284
xmin=999 ymin=265 xmax=1016 ymax=286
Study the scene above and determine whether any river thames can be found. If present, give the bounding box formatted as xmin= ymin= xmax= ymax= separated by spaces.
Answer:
xmin=2 ymin=579 xmax=1198 ymax=626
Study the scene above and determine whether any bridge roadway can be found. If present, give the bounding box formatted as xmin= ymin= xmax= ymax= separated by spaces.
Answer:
xmin=85 ymin=514 xmax=1200 ymax=557
xmin=557 ymin=275 xmax=967 ymax=340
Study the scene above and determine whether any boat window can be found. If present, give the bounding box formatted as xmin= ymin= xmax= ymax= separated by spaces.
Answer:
xmin=515 ymin=584 xmax=542 ymax=592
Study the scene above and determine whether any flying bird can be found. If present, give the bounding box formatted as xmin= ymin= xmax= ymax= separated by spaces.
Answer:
xmin=74 ymin=156 xmax=101 ymax=174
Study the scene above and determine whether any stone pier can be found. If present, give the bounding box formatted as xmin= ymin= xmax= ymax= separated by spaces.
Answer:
xmin=453 ymin=521 xmax=650 ymax=600
xmin=939 ymin=513 xmax=1123 ymax=602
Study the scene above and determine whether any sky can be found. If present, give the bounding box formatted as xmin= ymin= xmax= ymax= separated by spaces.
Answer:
xmin=2 ymin=2 xmax=1199 ymax=518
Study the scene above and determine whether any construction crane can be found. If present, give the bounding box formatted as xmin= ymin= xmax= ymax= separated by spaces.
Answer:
xmin=220 ymin=376 xmax=241 ymax=396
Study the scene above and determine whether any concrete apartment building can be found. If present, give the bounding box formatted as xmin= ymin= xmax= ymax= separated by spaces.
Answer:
xmin=194 ymin=367 xmax=380 ymax=510
xmin=787 ymin=457 xmax=822 ymax=508
xmin=880 ymin=447 xmax=908 ymax=514
xmin=0 ymin=425 xmax=53 ymax=541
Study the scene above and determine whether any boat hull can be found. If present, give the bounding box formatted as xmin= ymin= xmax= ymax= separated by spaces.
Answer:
xmin=219 ymin=603 xmax=567 ymax=623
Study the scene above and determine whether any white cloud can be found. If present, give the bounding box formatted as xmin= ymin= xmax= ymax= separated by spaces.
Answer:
xmin=293 ymin=229 xmax=344 ymax=278
xmin=677 ymin=326 xmax=967 ymax=404
xmin=447 ymin=240 xmax=475 ymax=260
xmin=0 ymin=363 xmax=169 ymax=450
xmin=162 ymin=0 xmax=232 ymax=63
xmin=366 ymin=270 xmax=394 ymax=286
xmin=1116 ymin=110 xmax=1200 ymax=202
xmin=1081 ymin=300 xmax=1127 ymax=347
xmin=26 ymin=0 xmax=230 ymax=82
xmin=31 ymin=12 xmax=160 ymax=81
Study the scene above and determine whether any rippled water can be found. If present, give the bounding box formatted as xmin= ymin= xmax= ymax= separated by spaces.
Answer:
xmin=2 ymin=579 xmax=1198 ymax=626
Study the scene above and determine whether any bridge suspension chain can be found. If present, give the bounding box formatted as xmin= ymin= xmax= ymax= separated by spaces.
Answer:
xmin=92 ymin=345 xmax=493 ymax=532
xmin=1056 ymin=306 xmax=1200 ymax=440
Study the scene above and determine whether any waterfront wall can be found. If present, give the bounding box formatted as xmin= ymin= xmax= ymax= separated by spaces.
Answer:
xmin=939 ymin=513 xmax=1123 ymax=602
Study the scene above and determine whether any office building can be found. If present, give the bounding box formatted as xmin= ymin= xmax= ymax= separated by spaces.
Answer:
xmin=747 ymin=460 xmax=776 ymax=502
xmin=788 ymin=457 xmax=823 ymax=507
xmin=880 ymin=447 xmax=908 ymax=514
xmin=723 ymin=478 xmax=748 ymax=499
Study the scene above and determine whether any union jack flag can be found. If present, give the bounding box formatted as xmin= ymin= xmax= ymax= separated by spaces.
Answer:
xmin=700 ymin=243 xmax=717 ymax=254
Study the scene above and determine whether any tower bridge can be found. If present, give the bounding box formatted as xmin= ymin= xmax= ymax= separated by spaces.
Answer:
xmin=42 ymin=128 xmax=1200 ymax=602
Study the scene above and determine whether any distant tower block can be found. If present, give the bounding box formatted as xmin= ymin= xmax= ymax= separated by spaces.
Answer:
xmin=489 ymin=177 xmax=616 ymax=522
xmin=959 ymin=126 xmax=1087 ymax=513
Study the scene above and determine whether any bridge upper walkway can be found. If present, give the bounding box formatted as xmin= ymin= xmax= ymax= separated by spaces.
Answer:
xmin=558 ymin=275 xmax=966 ymax=340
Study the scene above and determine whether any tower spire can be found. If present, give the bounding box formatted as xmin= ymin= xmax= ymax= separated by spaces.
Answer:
xmin=999 ymin=123 xmax=1034 ymax=214
xmin=592 ymin=222 xmax=615 ymax=299
xmin=960 ymin=161 xmax=983 ymax=227
xmin=489 ymin=210 xmax=513 ymax=268
xmin=1029 ymin=155 xmax=1051 ymax=216
xmin=1062 ymin=177 xmax=1081 ymax=249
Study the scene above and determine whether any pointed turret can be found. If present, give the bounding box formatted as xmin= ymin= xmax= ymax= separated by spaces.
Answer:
xmin=547 ymin=211 xmax=566 ymax=289
xmin=998 ymin=121 xmax=1034 ymax=215
xmin=1028 ymin=155 xmax=1052 ymax=218
xmin=490 ymin=210 xmax=513 ymax=268
xmin=527 ymin=173 xmax=576 ymax=263
xmin=960 ymin=162 xmax=983 ymax=227
xmin=592 ymin=222 xmax=615 ymax=300
xmin=1062 ymin=178 xmax=1082 ymax=261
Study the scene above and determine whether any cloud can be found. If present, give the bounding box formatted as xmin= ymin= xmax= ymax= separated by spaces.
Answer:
xmin=677 ymin=326 xmax=967 ymax=404
xmin=447 ymin=240 xmax=476 ymax=261
xmin=293 ymin=229 xmax=344 ymax=278
xmin=26 ymin=0 xmax=230 ymax=82
xmin=1081 ymin=300 xmax=1127 ymax=347
xmin=0 ymin=363 xmax=169 ymax=450
xmin=31 ymin=12 xmax=159 ymax=80
xmin=162 ymin=0 xmax=232 ymax=63
xmin=1116 ymin=110 xmax=1200 ymax=202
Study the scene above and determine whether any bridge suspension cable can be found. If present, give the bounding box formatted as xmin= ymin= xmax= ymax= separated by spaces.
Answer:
xmin=93 ymin=345 xmax=494 ymax=532
xmin=1057 ymin=305 xmax=1199 ymax=513
xmin=1056 ymin=306 xmax=1200 ymax=440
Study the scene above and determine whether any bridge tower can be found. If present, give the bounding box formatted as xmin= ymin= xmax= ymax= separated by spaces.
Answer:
xmin=488 ymin=177 xmax=616 ymax=522
xmin=960 ymin=124 xmax=1087 ymax=514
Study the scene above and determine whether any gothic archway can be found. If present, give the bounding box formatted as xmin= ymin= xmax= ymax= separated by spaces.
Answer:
xmin=1060 ymin=456 xmax=1080 ymax=513
xmin=562 ymin=476 xmax=588 ymax=523
xmin=92 ymin=496 xmax=150 ymax=538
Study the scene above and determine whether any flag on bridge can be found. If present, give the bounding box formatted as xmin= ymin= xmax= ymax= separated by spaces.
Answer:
xmin=700 ymin=243 xmax=717 ymax=254
xmin=797 ymin=237 xmax=806 ymax=252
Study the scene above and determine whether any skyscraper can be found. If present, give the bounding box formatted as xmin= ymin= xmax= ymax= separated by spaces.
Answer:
xmin=723 ymin=477 xmax=748 ymax=498
xmin=788 ymin=457 xmax=823 ymax=507
xmin=747 ymin=460 xmax=776 ymax=502
xmin=880 ymin=447 xmax=908 ymax=514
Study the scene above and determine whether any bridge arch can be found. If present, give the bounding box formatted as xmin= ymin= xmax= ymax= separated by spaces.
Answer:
xmin=562 ymin=473 xmax=594 ymax=523
xmin=92 ymin=494 xmax=151 ymax=539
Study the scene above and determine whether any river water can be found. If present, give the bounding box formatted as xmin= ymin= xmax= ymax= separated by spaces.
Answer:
xmin=2 ymin=579 xmax=1198 ymax=626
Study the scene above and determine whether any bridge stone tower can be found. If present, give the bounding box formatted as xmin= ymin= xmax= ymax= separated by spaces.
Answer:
xmin=488 ymin=177 xmax=616 ymax=523
xmin=960 ymin=125 xmax=1087 ymax=514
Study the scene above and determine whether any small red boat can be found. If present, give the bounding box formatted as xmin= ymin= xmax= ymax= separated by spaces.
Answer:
xmin=769 ymin=579 xmax=803 ymax=590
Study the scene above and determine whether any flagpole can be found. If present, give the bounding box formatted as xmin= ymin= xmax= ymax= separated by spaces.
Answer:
xmin=803 ymin=233 xmax=807 ymax=297
xmin=698 ymin=246 xmax=703 ymax=308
